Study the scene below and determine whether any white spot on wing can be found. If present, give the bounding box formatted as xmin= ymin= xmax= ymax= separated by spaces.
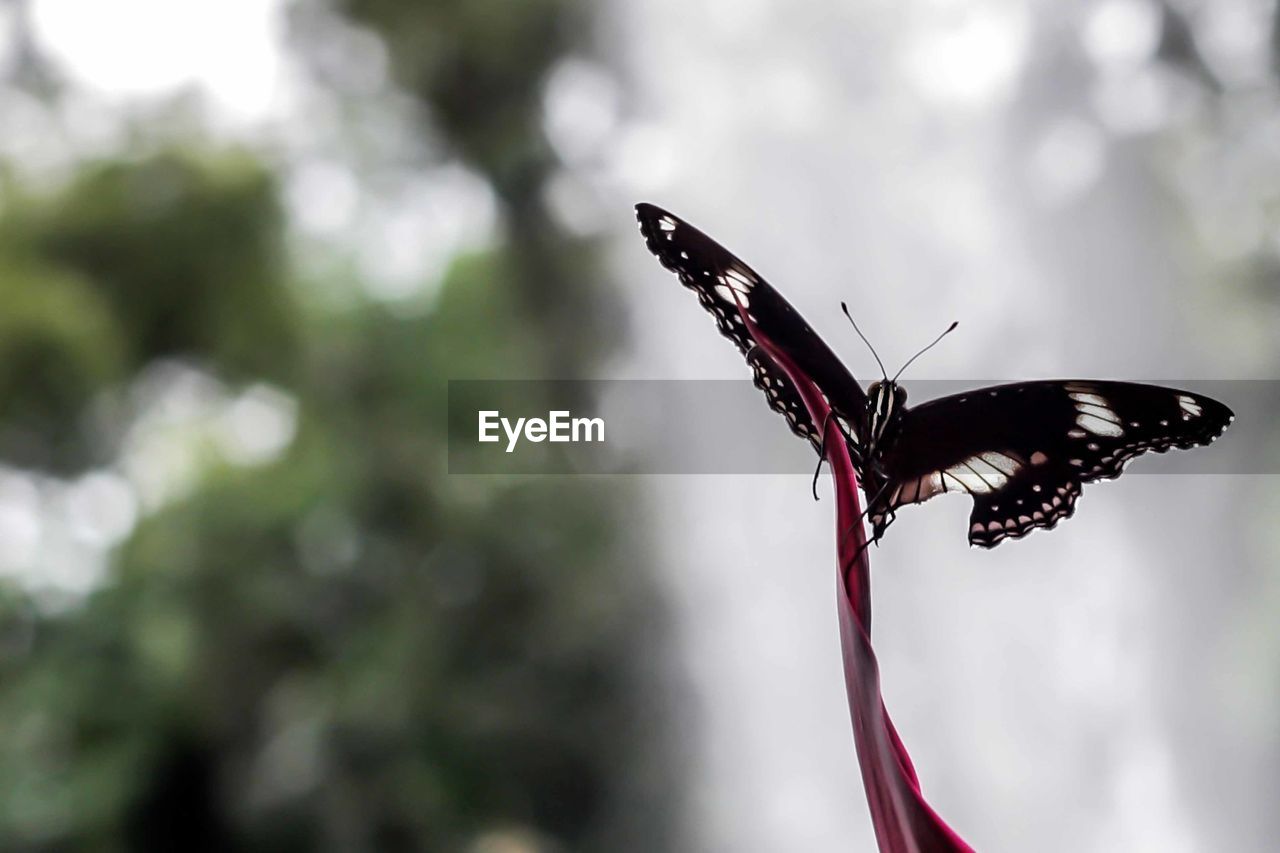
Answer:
xmin=980 ymin=451 xmax=1022 ymax=476
xmin=1069 ymin=389 xmax=1124 ymax=437
xmin=714 ymin=284 xmax=750 ymax=307
xmin=723 ymin=266 xmax=756 ymax=290
xmin=1178 ymin=394 xmax=1202 ymax=418
xmin=1076 ymin=412 xmax=1124 ymax=437
xmin=1076 ymin=403 xmax=1120 ymax=422
xmin=945 ymin=459 xmax=1007 ymax=493
xmin=1069 ymin=392 xmax=1108 ymax=407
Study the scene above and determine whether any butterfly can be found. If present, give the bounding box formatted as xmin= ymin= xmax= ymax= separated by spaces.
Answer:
xmin=635 ymin=202 xmax=1234 ymax=548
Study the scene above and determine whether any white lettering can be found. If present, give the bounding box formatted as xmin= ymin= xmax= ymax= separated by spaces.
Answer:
xmin=478 ymin=411 xmax=500 ymax=443
xmin=549 ymin=410 xmax=570 ymax=441
xmin=502 ymin=416 xmax=525 ymax=453
xmin=481 ymin=410 xmax=605 ymax=452
xmin=573 ymin=416 xmax=604 ymax=442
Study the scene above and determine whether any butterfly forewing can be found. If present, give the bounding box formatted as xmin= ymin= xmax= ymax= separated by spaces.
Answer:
xmin=746 ymin=348 xmax=825 ymax=451
xmin=876 ymin=381 xmax=1233 ymax=547
xmin=635 ymin=203 xmax=868 ymax=451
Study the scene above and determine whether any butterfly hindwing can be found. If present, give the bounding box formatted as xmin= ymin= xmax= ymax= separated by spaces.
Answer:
xmin=635 ymin=203 xmax=868 ymax=448
xmin=876 ymin=381 xmax=1233 ymax=546
xmin=963 ymin=462 xmax=1083 ymax=548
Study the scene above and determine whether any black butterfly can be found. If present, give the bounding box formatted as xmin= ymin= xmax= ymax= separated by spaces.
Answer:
xmin=635 ymin=202 xmax=1234 ymax=548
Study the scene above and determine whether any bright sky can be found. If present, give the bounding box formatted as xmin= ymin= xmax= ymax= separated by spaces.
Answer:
xmin=30 ymin=0 xmax=287 ymax=122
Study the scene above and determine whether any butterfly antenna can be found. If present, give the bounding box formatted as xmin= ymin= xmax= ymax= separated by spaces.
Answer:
xmin=892 ymin=321 xmax=959 ymax=383
xmin=840 ymin=302 xmax=888 ymax=382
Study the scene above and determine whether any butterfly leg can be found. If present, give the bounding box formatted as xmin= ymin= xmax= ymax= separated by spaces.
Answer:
xmin=811 ymin=410 xmax=837 ymax=501
xmin=842 ymin=508 xmax=899 ymax=574
xmin=839 ymin=456 xmax=898 ymax=568
xmin=864 ymin=464 xmax=900 ymax=547
xmin=845 ymin=529 xmax=879 ymax=573
xmin=873 ymin=509 xmax=898 ymax=544
xmin=810 ymin=411 xmax=861 ymax=501
xmin=837 ymin=477 xmax=895 ymax=559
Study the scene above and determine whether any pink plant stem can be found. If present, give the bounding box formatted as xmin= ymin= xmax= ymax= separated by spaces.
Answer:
xmin=735 ymin=300 xmax=974 ymax=853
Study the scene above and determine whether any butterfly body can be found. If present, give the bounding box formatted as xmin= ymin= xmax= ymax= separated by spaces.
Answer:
xmin=635 ymin=202 xmax=1234 ymax=548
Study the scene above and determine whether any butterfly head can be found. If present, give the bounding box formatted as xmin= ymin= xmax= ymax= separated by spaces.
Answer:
xmin=865 ymin=380 xmax=907 ymax=447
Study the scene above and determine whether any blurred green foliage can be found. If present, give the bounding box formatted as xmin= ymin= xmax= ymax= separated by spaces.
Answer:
xmin=0 ymin=1 xmax=675 ymax=851
xmin=0 ymin=152 xmax=296 ymax=472
xmin=25 ymin=151 xmax=297 ymax=381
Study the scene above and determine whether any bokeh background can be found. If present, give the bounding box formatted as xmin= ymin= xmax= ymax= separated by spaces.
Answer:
xmin=0 ymin=0 xmax=1277 ymax=850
